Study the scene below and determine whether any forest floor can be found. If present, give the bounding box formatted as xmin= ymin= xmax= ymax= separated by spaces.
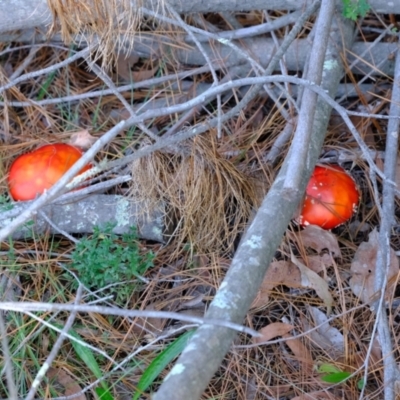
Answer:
xmin=0 ymin=2 xmax=400 ymax=400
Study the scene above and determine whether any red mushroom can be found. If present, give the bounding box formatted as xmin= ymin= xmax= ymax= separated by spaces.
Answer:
xmin=8 ymin=143 xmax=91 ymax=201
xmin=296 ymin=165 xmax=359 ymax=230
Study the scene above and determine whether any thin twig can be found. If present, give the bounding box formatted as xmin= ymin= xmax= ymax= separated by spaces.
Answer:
xmin=166 ymin=5 xmax=223 ymax=138
xmin=0 ymin=47 xmax=92 ymax=95
xmin=283 ymin=0 xmax=335 ymax=192
xmin=24 ymin=286 xmax=84 ymax=400
xmin=186 ymin=10 xmax=302 ymax=42
xmin=0 ymin=302 xmax=260 ymax=337
xmin=0 ymin=312 xmax=18 ymax=400
xmin=85 ymin=57 xmax=160 ymax=141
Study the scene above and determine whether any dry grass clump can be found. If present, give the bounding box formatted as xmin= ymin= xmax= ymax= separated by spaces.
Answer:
xmin=47 ymin=0 xmax=183 ymax=70
xmin=129 ymin=133 xmax=260 ymax=254
xmin=48 ymin=0 xmax=144 ymax=67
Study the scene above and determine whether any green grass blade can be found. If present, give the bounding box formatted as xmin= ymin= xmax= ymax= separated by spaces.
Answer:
xmin=53 ymin=324 xmax=114 ymax=399
xmin=95 ymin=387 xmax=115 ymax=400
xmin=132 ymin=330 xmax=195 ymax=400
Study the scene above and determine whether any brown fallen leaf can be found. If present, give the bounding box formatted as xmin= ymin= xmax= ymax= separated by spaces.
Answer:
xmin=68 ymin=129 xmax=97 ymax=149
xmin=251 ymin=261 xmax=301 ymax=308
xmin=291 ymin=253 xmax=333 ymax=315
xmin=349 ymin=228 xmax=399 ymax=305
xmin=282 ymin=332 xmax=314 ymax=372
xmin=47 ymin=367 xmax=85 ymax=400
xmin=299 ymin=225 xmax=341 ymax=258
xmin=253 ymin=322 xmax=294 ymax=344
xmin=116 ymin=52 xmax=158 ymax=82
xmin=303 ymin=306 xmax=344 ymax=357
xmin=306 ymin=253 xmax=335 ymax=274
xmin=131 ymin=303 xmax=166 ymax=339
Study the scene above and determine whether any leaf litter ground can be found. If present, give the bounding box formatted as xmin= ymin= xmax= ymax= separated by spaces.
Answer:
xmin=0 ymin=7 xmax=399 ymax=400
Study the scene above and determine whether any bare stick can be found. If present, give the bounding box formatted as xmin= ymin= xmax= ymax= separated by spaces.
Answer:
xmin=153 ymin=14 xmax=355 ymax=400
xmin=0 ymin=302 xmax=260 ymax=337
xmin=362 ymin=43 xmax=400 ymax=400
xmin=0 ymin=47 xmax=91 ymax=95
xmin=0 ymin=313 xmax=18 ymax=400
xmin=24 ymin=286 xmax=83 ymax=400
xmin=283 ymin=0 xmax=335 ymax=192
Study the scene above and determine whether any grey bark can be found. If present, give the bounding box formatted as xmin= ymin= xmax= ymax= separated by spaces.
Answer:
xmin=0 ymin=0 xmax=397 ymax=34
xmin=0 ymin=195 xmax=166 ymax=242
xmin=1 ymin=26 xmax=396 ymax=77
xmin=153 ymin=11 xmax=355 ymax=400
xmin=371 ymin=42 xmax=400 ymax=400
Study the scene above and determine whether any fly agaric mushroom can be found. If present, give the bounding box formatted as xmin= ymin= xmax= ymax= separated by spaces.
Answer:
xmin=8 ymin=143 xmax=91 ymax=201
xmin=296 ymin=165 xmax=359 ymax=230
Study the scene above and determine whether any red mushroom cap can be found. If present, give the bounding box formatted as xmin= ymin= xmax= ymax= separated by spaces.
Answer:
xmin=8 ymin=143 xmax=92 ymax=201
xmin=296 ymin=165 xmax=360 ymax=230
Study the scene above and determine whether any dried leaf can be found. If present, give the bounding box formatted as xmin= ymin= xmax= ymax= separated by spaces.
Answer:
xmin=68 ymin=130 xmax=97 ymax=149
xmin=304 ymin=306 xmax=344 ymax=356
xmin=116 ymin=52 xmax=140 ymax=81
xmin=251 ymin=261 xmax=301 ymax=308
xmin=306 ymin=253 xmax=335 ymax=274
xmin=282 ymin=333 xmax=314 ymax=371
xmin=131 ymin=304 xmax=166 ymax=339
xmin=291 ymin=253 xmax=333 ymax=315
xmin=299 ymin=225 xmax=341 ymax=257
xmin=47 ymin=367 xmax=85 ymax=400
xmin=349 ymin=228 xmax=399 ymax=305
xmin=116 ymin=52 xmax=157 ymax=82
xmin=253 ymin=322 xmax=294 ymax=344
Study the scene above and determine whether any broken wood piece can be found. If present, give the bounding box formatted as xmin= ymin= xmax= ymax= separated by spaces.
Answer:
xmin=0 ymin=194 xmax=167 ymax=242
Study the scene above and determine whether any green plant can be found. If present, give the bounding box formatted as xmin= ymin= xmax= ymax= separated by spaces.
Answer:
xmin=316 ymin=363 xmax=365 ymax=389
xmin=0 ymin=193 xmax=13 ymax=212
xmin=70 ymin=224 xmax=154 ymax=304
xmin=341 ymin=0 xmax=370 ymax=21
xmin=133 ymin=330 xmax=195 ymax=399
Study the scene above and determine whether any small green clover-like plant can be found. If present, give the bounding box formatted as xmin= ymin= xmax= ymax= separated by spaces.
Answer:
xmin=71 ymin=224 xmax=154 ymax=304
xmin=342 ymin=0 xmax=370 ymax=21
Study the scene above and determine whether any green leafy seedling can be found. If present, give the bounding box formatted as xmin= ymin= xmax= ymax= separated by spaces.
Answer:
xmin=70 ymin=223 xmax=154 ymax=304
xmin=317 ymin=363 xmax=351 ymax=384
xmin=321 ymin=371 xmax=352 ymax=384
xmin=341 ymin=0 xmax=370 ymax=21
xmin=316 ymin=363 xmax=365 ymax=389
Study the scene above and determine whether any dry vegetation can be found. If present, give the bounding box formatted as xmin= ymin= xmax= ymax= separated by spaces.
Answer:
xmin=0 ymin=1 xmax=400 ymax=399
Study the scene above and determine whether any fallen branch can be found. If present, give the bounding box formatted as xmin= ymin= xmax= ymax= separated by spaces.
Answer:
xmin=153 ymin=11 xmax=355 ymax=400
xmin=0 ymin=0 xmax=396 ymax=35
xmin=0 ymin=194 xmax=166 ymax=242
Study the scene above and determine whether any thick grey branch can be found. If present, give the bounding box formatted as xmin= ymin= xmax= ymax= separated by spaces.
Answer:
xmin=368 ymin=42 xmax=400 ymax=400
xmin=1 ymin=28 xmax=396 ymax=78
xmin=0 ymin=0 xmax=396 ymax=34
xmin=153 ymin=14 xmax=355 ymax=400
xmin=0 ymin=195 xmax=166 ymax=243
